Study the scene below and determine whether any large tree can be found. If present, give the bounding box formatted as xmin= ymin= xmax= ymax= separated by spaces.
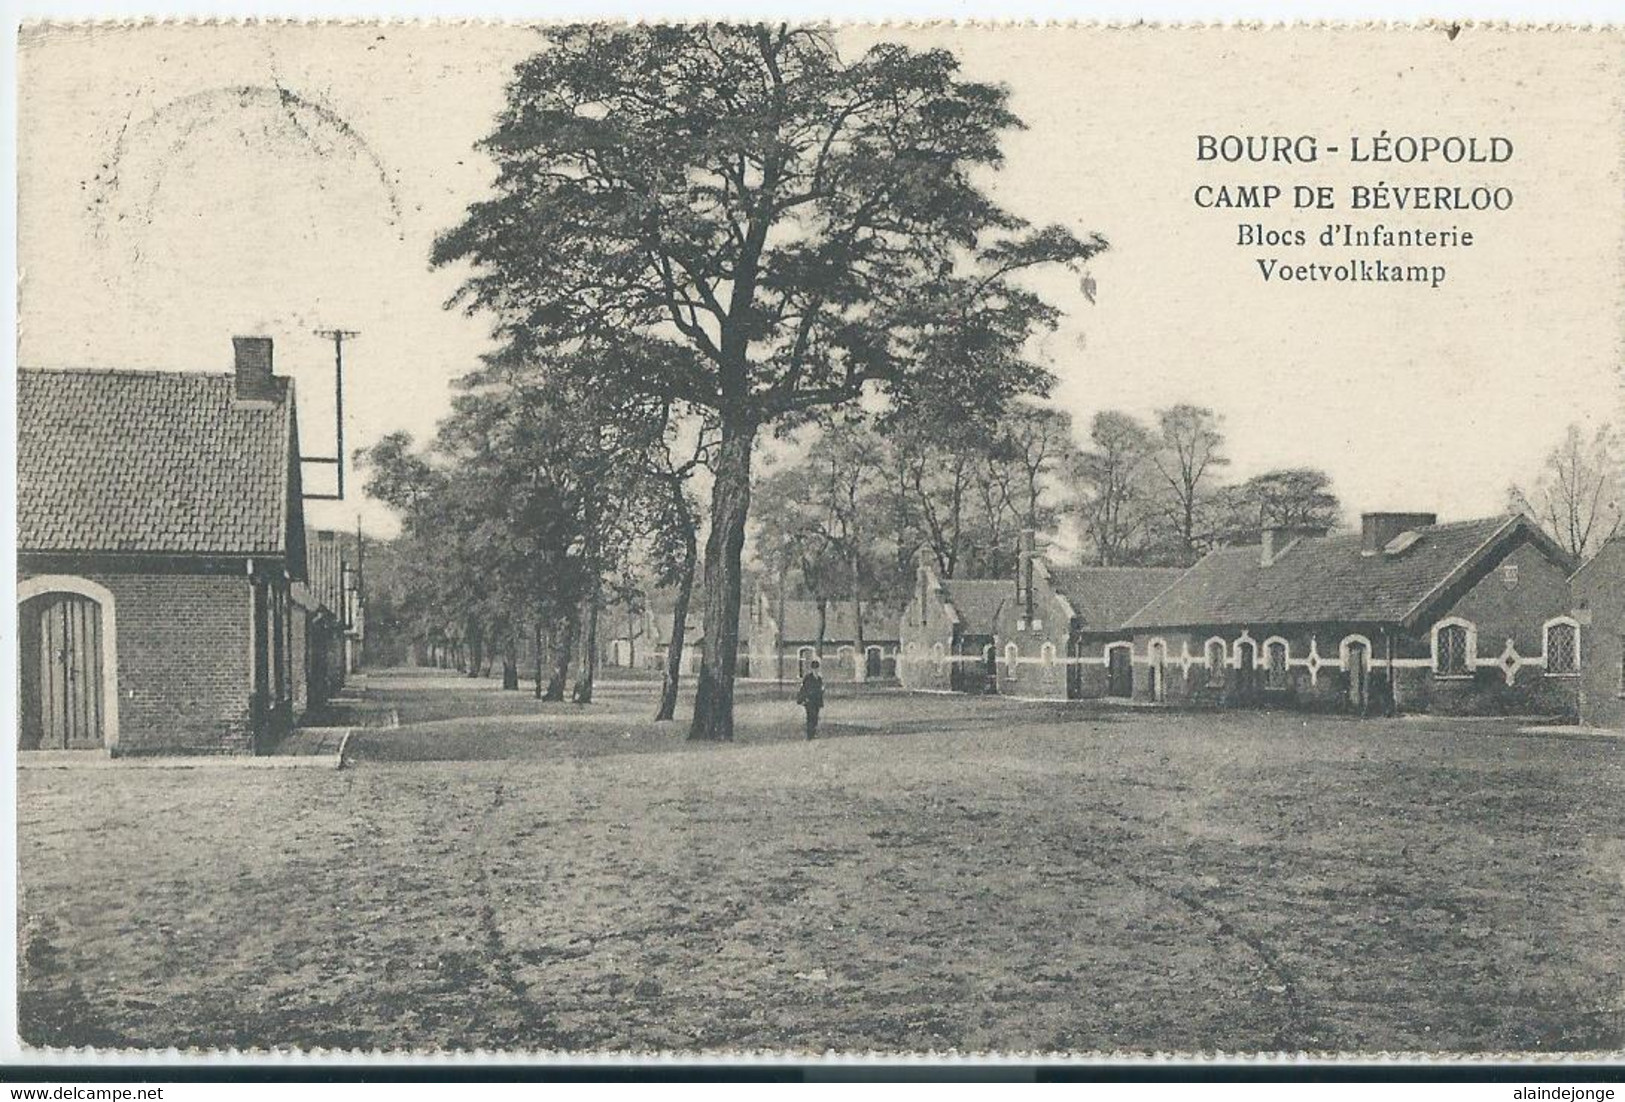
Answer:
xmin=1509 ymin=422 xmax=1622 ymax=561
xmin=1218 ymin=467 xmax=1342 ymax=536
xmin=1073 ymin=410 xmax=1157 ymax=566
xmin=1149 ymin=403 xmax=1228 ymax=562
xmin=435 ymin=24 xmax=1102 ymax=740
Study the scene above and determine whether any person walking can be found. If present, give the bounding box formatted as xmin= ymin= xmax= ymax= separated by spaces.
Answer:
xmin=796 ymin=659 xmax=825 ymax=740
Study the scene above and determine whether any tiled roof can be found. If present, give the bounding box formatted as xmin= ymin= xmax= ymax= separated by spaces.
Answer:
xmin=19 ymin=368 xmax=298 ymax=557
xmin=775 ymin=599 xmax=904 ymax=643
xmin=1571 ymin=536 xmax=1625 ymax=587
xmin=307 ymin=532 xmax=349 ymax=619
xmin=1049 ymin=566 xmax=1187 ymax=631
xmin=941 ymin=578 xmax=1009 ymax=634
xmin=1123 ymin=515 xmax=1551 ymax=630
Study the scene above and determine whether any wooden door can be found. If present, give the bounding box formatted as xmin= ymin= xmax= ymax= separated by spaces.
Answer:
xmin=20 ymin=594 xmax=105 ymax=750
xmin=1107 ymin=647 xmax=1133 ymax=697
xmin=1234 ymin=641 xmax=1257 ymax=703
xmin=1346 ymin=643 xmax=1369 ymax=714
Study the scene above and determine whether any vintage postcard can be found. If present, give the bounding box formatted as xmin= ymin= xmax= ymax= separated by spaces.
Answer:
xmin=10 ymin=18 xmax=1625 ymax=1064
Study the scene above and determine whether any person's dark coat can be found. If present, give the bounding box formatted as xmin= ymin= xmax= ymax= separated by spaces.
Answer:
xmin=796 ymin=670 xmax=824 ymax=709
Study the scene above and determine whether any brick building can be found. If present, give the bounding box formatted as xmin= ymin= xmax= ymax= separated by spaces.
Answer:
xmin=746 ymin=593 xmax=903 ymax=683
xmin=295 ymin=529 xmax=363 ymax=715
xmin=897 ymin=561 xmax=1007 ymax=694
xmin=994 ymin=532 xmax=1184 ymax=700
xmin=1118 ymin=512 xmax=1579 ymax=717
xmin=1570 ymin=537 xmax=1625 ymax=728
xmin=18 ymin=338 xmax=311 ymax=754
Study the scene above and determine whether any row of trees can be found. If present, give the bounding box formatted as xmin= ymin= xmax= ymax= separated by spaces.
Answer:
xmin=357 ymin=365 xmax=711 ymax=719
xmin=748 ymin=408 xmax=1625 ymax=629
xmin=750 ymin=400 xmax=1346 ymax=626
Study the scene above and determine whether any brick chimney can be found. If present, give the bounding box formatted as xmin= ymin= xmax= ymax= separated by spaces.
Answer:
xmin=1260 ymin=524 xmax=1328 ymax=567
xmin=232 ymin=336 xmax=277 ymax=404
xmin=1360 ymin=512 xmax=1437 ymax=555
xmin=1016 ymin=528 xmax=1036 ymax=621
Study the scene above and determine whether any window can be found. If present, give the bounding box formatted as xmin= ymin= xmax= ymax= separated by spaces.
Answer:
xmin=1545 ymin=622 xmax=1577 ymax=676
xmin=1206 ymin=641 xmax=1227 ymax=687
xmin=1266 ymin=641 xmax=1289 ymax=689
xmin=1436 ymin=624 xmax=1470 ymax=676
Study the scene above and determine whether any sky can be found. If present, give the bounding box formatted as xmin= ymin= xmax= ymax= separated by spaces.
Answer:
xmin=17 ymin=22 xmax=1625 ymax=538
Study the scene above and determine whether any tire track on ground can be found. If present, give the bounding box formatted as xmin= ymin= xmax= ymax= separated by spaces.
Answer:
xmin=461 ymin=768 xmax=574 ymax=1047
xmin=1050 ymin=799 xmax=1317 ymax=1050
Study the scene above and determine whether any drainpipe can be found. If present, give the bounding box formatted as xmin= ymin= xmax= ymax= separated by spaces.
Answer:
xmin=1386 ymin=627 xmax=1399 ymax=717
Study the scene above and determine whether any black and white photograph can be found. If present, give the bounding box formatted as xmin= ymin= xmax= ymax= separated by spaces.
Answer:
xmin=10 ymin=18 xmax=1625 ymax=1066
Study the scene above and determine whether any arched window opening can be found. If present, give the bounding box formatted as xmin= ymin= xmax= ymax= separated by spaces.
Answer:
xmin=1266 ymin=641 xmax=1289 ymax=689
xmin=1436 ymin=624 xmax=1470 ymax=676
xmin=1546 ymin=622 xmax=1578 ymax=675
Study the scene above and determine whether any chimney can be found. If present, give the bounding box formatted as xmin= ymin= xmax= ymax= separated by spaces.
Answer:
xmin=1360 ymin=512 xmax=1437 ymax=555
xmin=232 ymin=336 xmax=277 ymax=404
xmin=1260 ymin=524 xmax=1328 ymax=567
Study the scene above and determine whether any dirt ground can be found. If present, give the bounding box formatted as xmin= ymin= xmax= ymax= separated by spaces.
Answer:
xmin=17 ymin=668 xmax=1625 ymax=1054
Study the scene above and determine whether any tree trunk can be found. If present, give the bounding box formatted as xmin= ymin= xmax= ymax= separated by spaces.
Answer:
xmin=466 ymin=620 xmax=483 ymax=680
xmin=533 ymin=621 xmax=545 ymax=699
xmin=852 ymin=553 xmax=866 ymax=684
xmin=572 ymin=598 xmax=599 ymax=704
xmin=776 ymin=569 xmax=788 ymax=687
xmin=502 ymin=632 xmax=519 ymax=691
xmin=688 ymin=420 xmax=756 ymax=741
xmin=655 ymin=528 xmax=698 ymax=722
xmin=545 ymin=613 xmax=576 ymax=702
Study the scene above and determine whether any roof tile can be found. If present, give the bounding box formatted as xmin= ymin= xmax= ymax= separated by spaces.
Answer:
xmin=1048 ymin=566 xmax=1187 ymax=630
xmin=1123 ymin=516 xmax=1539 ymax=629
xmin=18 ymin=367 xmax=294 ymax=556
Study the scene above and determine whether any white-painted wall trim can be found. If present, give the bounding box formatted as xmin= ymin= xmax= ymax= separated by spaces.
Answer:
xmin=1339 ymin=634 xmax=1374 ymax=669
xmin=18 ymin=575 xmax=121 ymax=753
xmin=1232 ymin=631 xmax=1259 ymax=668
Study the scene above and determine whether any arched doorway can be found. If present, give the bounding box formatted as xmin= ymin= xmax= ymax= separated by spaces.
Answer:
xmin=18 ymin=577 xmax=119 ymax=751
xmin=1345 ymin=639 xmax=1370 ymax=714
xmin=1233 ymin=639 xmax=1257 ymax=704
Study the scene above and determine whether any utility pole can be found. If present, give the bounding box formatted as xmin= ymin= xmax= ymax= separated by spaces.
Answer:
xmin=312 ymin=329 xmax=359 ymax=500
